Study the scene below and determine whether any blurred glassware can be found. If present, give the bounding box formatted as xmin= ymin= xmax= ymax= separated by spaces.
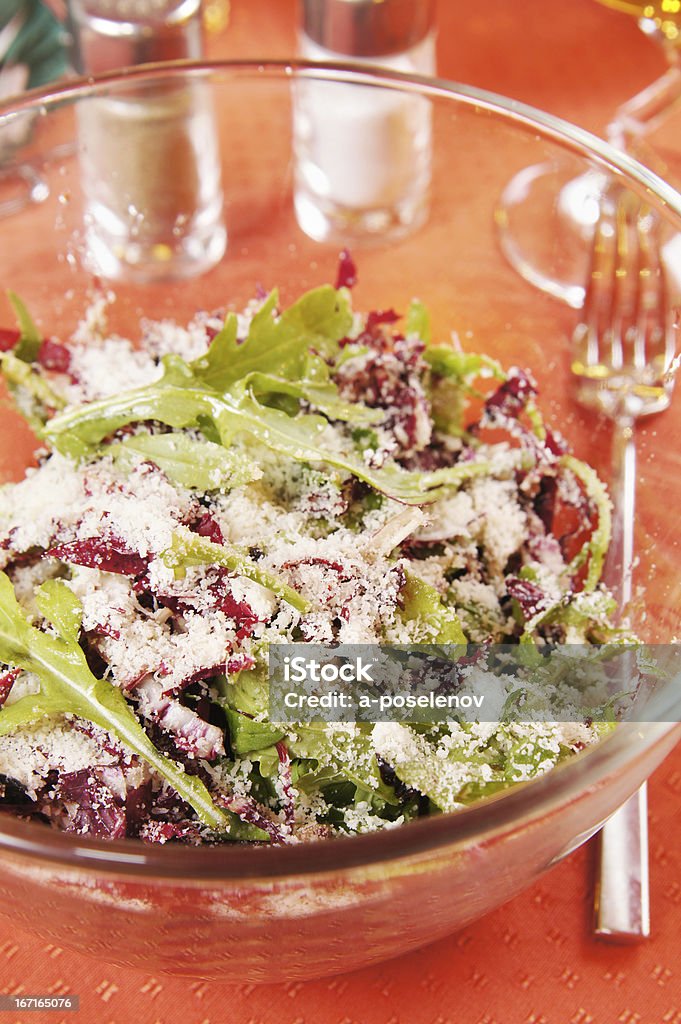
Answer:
xmin=596 ymin=0 xmax=680 ymax=45
xmin=294 ymin=0 xmax=436 ymax=244
xmin=496 ymin=0 xmax=681 ymax=308
xmin=33 ymin=0 xmax=227 ymax=282
xmin=595 ymin=1 xmax=681 ymax=186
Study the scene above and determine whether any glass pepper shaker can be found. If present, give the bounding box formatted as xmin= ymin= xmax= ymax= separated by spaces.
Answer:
xmin=65 ymin=0 xmax=226 ymax=282
xmin=294 ymin=0 xmax=437 ymax=245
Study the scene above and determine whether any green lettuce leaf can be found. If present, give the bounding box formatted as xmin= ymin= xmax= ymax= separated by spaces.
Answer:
xmin=109 ymin=432 xmax=261 ymax=491
xmin=287 ymin=722 xmax=397 ymax=803
xmin=400 ymin=571 xmax=466 ymax=644
xmin=378 ymin=724 xmax=497 ymax=810
xmin=215 ymin=659 xmax=269 ymax=718
xmin=225 ymin=707 xmax=285 ymax=755
xmin=424 ymin=347 xmax=505 ymax=385
xmin=424 ymin=348 xmax=505 ymax=436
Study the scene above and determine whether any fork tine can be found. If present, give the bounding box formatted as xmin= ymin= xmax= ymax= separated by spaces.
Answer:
xmin=633 ymin=205 xmax=660 ymax=367
xmin=573 ymin=187 xmax=618 ymax=376
xmin=631 ymin=201 xmax=678 ymax=398
xmin=631 ymin=205 xmax=649 ymax=373
xmin=573 ymin=184 xmax=677 ymax=416
xmin=608 ymin=188 xmax=631 ymax=373
xmin=636 ymin=204 xmax=676 ymax=380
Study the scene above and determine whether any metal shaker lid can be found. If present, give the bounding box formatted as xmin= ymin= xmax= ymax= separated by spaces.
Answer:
xmin=301 ymin=0 xmax=436 ymax=57
xmin=65 ymin=0 xmax=203 ymax=73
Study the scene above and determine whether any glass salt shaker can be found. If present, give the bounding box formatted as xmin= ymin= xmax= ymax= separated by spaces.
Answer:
xmin=67 ymin=0 xmax=226 ymax=282
xmin=294 ymin=0 xmax=436 ymax=245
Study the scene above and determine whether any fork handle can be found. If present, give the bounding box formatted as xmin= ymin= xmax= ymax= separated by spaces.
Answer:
xmin=595 ymin=783 xmax=650 ymax=940
xmin=594 ymin=417 xmax=650 ymax=941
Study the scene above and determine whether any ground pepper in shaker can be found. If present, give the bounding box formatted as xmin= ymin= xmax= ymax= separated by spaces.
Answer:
xmin=69 ymin=0 xmax=226 ymax=282
xmin=294 ymin=0 xmax=436 ymax=244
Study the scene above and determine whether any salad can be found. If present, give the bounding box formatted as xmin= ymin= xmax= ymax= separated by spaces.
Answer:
xmin=0 ymin=262 xmax=623 ymax=844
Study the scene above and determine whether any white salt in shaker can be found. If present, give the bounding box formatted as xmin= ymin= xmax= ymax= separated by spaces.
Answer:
xmin=294 ymin=0 xmax=436 ymax=244
xmin=67 ymin=0 xmax=226 ymax=282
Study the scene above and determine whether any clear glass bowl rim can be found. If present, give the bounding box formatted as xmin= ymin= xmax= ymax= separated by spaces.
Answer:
xmin=2 ymin=57 xmax=681 ymax=222
xmin=0 ymin=59 xmax=679 ymax=879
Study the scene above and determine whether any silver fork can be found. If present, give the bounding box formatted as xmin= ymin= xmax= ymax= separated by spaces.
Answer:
xmin=571 ymin=186 xmax=677 ymax=942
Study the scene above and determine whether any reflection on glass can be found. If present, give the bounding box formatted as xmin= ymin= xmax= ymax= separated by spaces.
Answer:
xmin=70 ymin=0 xmax=226 ymax=282
xmin=496 ymin=0 xmax=681 ymax=307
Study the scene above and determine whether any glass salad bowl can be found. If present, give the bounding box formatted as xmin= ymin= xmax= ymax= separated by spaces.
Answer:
xmin=0 ymin=61 xmax=679 ymax=983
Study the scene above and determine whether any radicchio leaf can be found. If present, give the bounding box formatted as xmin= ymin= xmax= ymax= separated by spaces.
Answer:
xmin=506 ymin=576 xmax=549 ymax=620
xmin=0 ymin=668 xmax=19 ymax=707
xmin=50 ymin=767 xmax=127 ymax=840
xmin=335 ymin=249 xmax=357 ymax=290
xmin=48 ymin=538 xmax=147 ymax=577
xmin=484 ymin=368 xmax=536 ymax=419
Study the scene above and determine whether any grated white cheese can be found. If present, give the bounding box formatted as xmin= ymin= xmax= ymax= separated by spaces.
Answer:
xmin=0 ymin=717 xmax=121 ymax=797
xmin=469 ymin=476 xmax=528 ymax=570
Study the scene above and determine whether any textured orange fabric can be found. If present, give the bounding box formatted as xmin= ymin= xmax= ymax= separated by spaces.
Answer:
xmin=1 ymin=1 xmax=680 ymax=1020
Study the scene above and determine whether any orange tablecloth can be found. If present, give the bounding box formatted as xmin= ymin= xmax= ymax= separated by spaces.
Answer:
xmin=1 ymin=1 xmax=679 ymax=1021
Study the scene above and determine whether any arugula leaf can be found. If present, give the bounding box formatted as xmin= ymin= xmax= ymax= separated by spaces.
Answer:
xmin=217 ymin=387 xmax=495 ymax=503
xmin=42 ymin=286 xmax=496 ymax=505
xmin=44 ymin=372 xmax=213 ymax=459
xmin=188 ymin=311 xmax=240 ymax=392
xmin=47 ymin=372 xmax=483 ymax=505
xmin=8 ymin=291 xmax=42 ymax=363
xmin=162 ymin=527 xmax=310 ymax=613
xmin=217 ymin=385 xmax=461 ymax=504
xmin=109 ymin=432 xmax=261 ymax=491
xmin=0 ymin=349 xmax=65 ymax=433
xmin=190 ymin=286 xmax=353 ymax=391
xmin=405 ymin=299 xmax=431 ymax=345
xmin=192 ymin=287 xmax=378 ymax=425
xmin=246 ymin=370 xmax=382 ymax=426
xmin=0 ymin=572 xmax=261 ymax=837
xmin=35 ymin=579 xmax=82 ymax=640
xmin=562 ymin=453 xmax=612 ymax=591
